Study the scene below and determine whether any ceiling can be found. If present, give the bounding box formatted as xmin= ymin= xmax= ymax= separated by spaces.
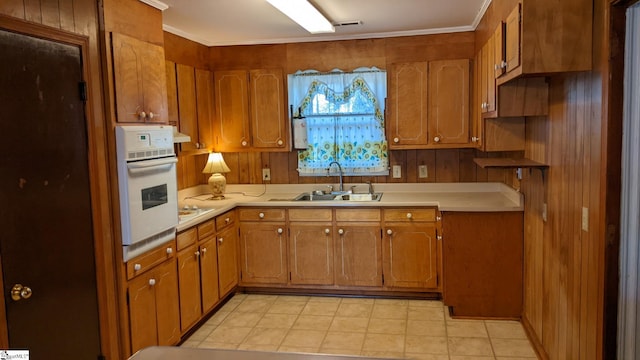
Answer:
xmin=149 ymin=0 xmax=491 ymax=47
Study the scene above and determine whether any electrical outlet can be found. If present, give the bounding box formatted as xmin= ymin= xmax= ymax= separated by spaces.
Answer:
xmin=582 ymin=207 xmax=589 ymax=231
xmin=392 ymin=165 xmax=402 ymax=178
xmin=262 ymin=168 xmax=271 ymax=181
xmin=418 ymin=165 xmax=428 ymax=178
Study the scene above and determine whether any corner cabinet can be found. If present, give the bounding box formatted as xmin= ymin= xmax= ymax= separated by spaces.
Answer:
xmin=213 ymin=69 xmax=289 ymax=152
xmin=387 ymin=60 xmax=471 ymax=149
xmin=111 ymin=32 xmax=168 ymax=123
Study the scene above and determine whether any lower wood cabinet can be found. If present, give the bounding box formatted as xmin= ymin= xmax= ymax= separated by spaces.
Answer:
xmin=216 ymin=225 xmax=239 ymax=296
xmin=177 ymin=242 xmax=203 ymax=332
xmin=289 ymin=209 xmax=334 ymax=285
xmin=128 ymin=256 xmax=180 ymax=353
xmin=239 ymin=208 xmax=288 ymax=285
xmin=335 ymin=209 xmax=382 ymax=287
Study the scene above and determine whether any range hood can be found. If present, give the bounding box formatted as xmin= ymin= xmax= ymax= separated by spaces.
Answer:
xmin=172 ymin=126 xmax=191 ymax=143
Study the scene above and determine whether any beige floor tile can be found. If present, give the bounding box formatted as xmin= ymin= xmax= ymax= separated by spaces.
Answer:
xmin=405 ymin=335 xmax=448 ymax=355
xmin=308 ymin=296 xmax=342 ymax=304
xmin=321 ymin=331 xmax=365 ymax=351
xmin=409 ymin=306 xmax=445 ymax=321
xmin=318 ymin=347 xmax=362 ymax=356
xmin=340 ymin=297 xmax=375 ymax=305
xmin=220 ymin=312 xmax=263 ymax=327
xmin=448 ymin=337 xmax=494 ymax=357
xmin=407 ymin=320 xmax=447 ymax=337
xmin=301 ymin=301 xmax=340 ymax=316
xmin=449 ymin=356 xmax=495 ymax=360
xmin=409 ymin=299 xmax=444 ymax=308
xmin=367 ymin=318 xmax=406 ymax=334
xmin=219 ymin=301 xmax=241 ymax=313
xmin=242 ymin=327 xmax=288 ymax=346
xmin=281 ymin=329 xmax=327 ymax=348
xmin=237 ymin=343 xmax=280 ymax=351
xmin=186 ymin=324 xmax=215 ymax=342
xmin=243 ymin=294 xmax=278 ymax=301
xmin=371 ymin=304 xmax=408 ymax=319
xmin=330 ymin=317 xmax=369 ymax=332
xmin=336 ymin=303 xmax=373 ymax=317
xmin=362 ymin=333 xmax=405 ymax=353
xmin=255 ymin=313 xmax=298 ymax=329
xmin=278 ymin=345 xmax=321 ymax=354
xmin=374 ymin=298 xmax=409 ymax=306
xmin=405 ymin=353 xmax=450 ymax=360
xmin=267 ymin=302 xmax=306 ymax=315
xmin=447 ymin=321 xmax=489 ymax=338
xmin=197 ymin=341 xmax=239 ymax=350
xmin=234 ymin=298 xmax=275 ymax=313
xmin=180 ymin=339 xmax=200 ymax=348
xmin=360 ymin=350 xmax=404 ymax=358
xmin=205 ymin=326 xmax=253 ymax=344
xmin=204 ymin=311 xmax=231 ymax=326
xmin=292 ymin=315 xmax=334 ymax=330
xmin=485 ymin=321 xmax=528 ymax=339
xmin=495 ymin=357 xmax=537 ymax=360
xmin=491 ymin=338 xmax=537 ymax=357
xmin=275 ymin=295 xmax=310 ymax=303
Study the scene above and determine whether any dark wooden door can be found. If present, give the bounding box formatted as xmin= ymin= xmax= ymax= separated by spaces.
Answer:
xmin=0 ymin=29 xmax=102 ymax=358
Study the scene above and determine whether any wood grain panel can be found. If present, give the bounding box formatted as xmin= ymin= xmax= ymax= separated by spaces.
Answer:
xmin=164 ymin=31 xmax=210 ymax=69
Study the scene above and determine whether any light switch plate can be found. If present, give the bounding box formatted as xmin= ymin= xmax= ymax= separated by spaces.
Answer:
xmin=418 ymin=165 xmax=428 ymax=178
xmin=262 ymin=168 xmax=271 ymax=181
xmin=392 ymin=165 xmax=401 ymax=178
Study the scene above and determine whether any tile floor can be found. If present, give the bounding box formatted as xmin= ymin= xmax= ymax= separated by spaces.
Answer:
xmin=182 ymin=294 xmax=538 ymax=360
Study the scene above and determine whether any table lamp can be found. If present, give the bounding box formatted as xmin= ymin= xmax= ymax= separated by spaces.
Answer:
xmin=202 ymin=152 xmax=231 ymax=200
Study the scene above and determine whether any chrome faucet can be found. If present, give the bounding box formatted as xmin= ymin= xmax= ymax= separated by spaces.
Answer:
xmin=328 ymin=161 xmax=344 ymax=192
xmin=366 ymin=180 xmax=374 ymax=195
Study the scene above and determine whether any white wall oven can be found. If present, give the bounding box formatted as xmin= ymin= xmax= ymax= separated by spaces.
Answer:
xmin=115 ymin=125 xmax=178 ymax=260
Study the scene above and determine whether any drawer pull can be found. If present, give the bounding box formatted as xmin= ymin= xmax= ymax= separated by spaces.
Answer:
xmin=436 ymin=216 xmax=442 ymax=221
xmin=148 ymin=278 xmax=156 ymax=286
xmin=325 ymin=228 xmax=331 ymax=234
xmin=218 ymin=238 xmax=224 ymax=244
xmin=277 ymin=228 xmax=283 ymax=234
xmin=386 ymin=229 xmax=393 ymax=235
xmin=259 ymin=212 xmax=265 ymax=219
xmin=201 ymin=247 xmax=207 ymax=254
xmin=338 ymin=229 xmax=344 ymax=235
xmin=437 ymin=235 xmax=443 ymax=241
xmin=134 ymin=263 xmax=141 ymax=271
xmin=225 ymin=217 xmax=231 ymax=223
xmin=406 ymin=212 xmax=413 ymax=219
xmin=166 ymin=247 xmax=173 ymax=255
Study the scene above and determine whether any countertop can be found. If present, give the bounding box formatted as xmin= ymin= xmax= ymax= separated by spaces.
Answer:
xmin=176 ymin=182 xmax=523 ymax=232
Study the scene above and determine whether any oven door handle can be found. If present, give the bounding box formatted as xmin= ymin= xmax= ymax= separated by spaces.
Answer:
xmin=126 ymin=157 xmax=178 ymax=171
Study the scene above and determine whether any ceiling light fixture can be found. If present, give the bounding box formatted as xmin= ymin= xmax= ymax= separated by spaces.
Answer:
xmin=266 ymin=0 xmax=335 ymax=34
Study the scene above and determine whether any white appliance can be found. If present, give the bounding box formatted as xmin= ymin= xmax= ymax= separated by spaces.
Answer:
xmin=115 ymin=125 xmax=178 ymax=260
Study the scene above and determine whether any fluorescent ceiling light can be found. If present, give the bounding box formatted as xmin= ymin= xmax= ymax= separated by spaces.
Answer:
xmin=266 ymin=0 xmax=335 ymax=34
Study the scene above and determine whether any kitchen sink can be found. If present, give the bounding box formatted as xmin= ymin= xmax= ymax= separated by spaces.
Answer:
xmin=294 ymin=192 xmax=383 ymax=202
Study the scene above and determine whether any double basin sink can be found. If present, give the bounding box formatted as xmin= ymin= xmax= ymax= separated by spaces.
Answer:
xmin=294 ymin=192 xmax=383 ymax=202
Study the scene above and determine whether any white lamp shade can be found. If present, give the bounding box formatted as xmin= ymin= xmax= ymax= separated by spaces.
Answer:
xmin=202 ymin=152 xmax=230 ymax=174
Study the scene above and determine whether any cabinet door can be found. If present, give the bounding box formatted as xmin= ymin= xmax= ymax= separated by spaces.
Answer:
xmin=239 ymin=222 xmax=288 ymax=285
xmin=195 ymin=68 xmax=214 ymax=151
xmin=427 ymin=59 xmax=470 ymax=146
xmin=177 ymin=243 xmax=201 ymax=332
xmin=505 ymin=3 xmax=521 ymax=73
xmin=335 ymin=223 xmax=382 ymax=287
xmin=128 ymin=272 xmax=158 ymax=352
xmin=214 ymin=70 xmax=251 ymax=151
xmin=200 ymin=236 xmax=220 ymax=313
xmin=493 ymin=22 xmax=506 ymax=79
xmin=250 ymin=69 xmax=288 ymax=150
xmin=387 ymin=62 xmax=429 ymax=148
xmin=165 ymin=60 xmax=179 ymax=125
xmin=217 ymin=226 xmax=239 ymax=296
xmin=111 ymin=33 xmax=144 ymax=122
xmin=484 ymin=35 xmax=496 ymax=113
xmin=177 ymin=64 xmax=199 ymax=151
xmin=141 ymin=40 xmax=168 ymax=123
xmin=153 ymin=259 xmax=180 ymax=346
xmin=383 ymin=223 xmax=438 ymax=289
xmin=289 ymin=223 xmax=334 ymax=285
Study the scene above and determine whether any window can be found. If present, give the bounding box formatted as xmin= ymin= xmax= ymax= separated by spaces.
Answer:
xmin=288 ymin=68 xmax=388 ymax=176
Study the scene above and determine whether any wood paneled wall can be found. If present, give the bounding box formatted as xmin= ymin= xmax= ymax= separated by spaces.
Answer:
xmin=0 ymin=1 xmax=120 ymax=359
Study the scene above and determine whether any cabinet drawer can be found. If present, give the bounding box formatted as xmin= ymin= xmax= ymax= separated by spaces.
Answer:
xmin=198 ymin=219 xmax=216 ymax=239
xmin=383 ymin=208 xmax=436 ymax=222
xmin=176 ymin=227 xmax=198 ymax=251
xmin=215 ymin=210 xmax=236 ymax=230
xmin=289 ymin=208 xmax=332 ymax=222
xmin=238 ymin=208 xmax=286 ymax=222
xmin=335 ymin=208 xmax=381 ymax=222
xmin=126 ymin=240 xmax=176 ymax=280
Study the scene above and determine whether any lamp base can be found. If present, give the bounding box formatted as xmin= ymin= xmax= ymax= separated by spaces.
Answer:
xmin=207 ymin=173 xmax=227 ymax=200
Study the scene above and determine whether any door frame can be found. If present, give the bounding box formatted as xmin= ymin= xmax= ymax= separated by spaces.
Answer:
xmin=0 ymin=15 xmax=121 ymax=358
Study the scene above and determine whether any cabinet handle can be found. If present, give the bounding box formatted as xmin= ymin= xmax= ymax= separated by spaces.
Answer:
xmin=338 ymin=229 xmax=344 ymax=235
xmin=138 ymin=111 xmax=146 ymax=120
xmin=494 ymin=63 xmax=500 ymax=71
xmin=325 ymin=228 xmax=331 ymax=234
xmin=501 ymin=61 xmax=508 ymax=69
xmin=195 ymin=250 xmax=200 ymax=257
xmin=166 ymin=247 xmax=173 ymax=255
xmin=202 ymin=248 xmax=207 ymax=255
xmin=147 ymin=111 xmax=154 ymax=119
xmin=258 ymin=212 xmax=265 ymax=219
xmin=277 ymin=139 xmax=284 ymax=146
xmin=148 ymin=278 xmax=156 ymax=286
xmin=436 ymin=216 xmax=442 ymax=221
xmin=471 ymin=136 xmax=479 ymax=142
xmin=195 ymin=143 xmax=201 ymax=149
xmin=277 ymin=228 xmax=283 ymax=234
xmin=437 ymin=235 xmax=443 ymax=241
xmin=406 ymin=212 xmax=413 ymax=219
xmin=225 ymin=217 xmax=231 ymax=224
xmin=433 ymin=136 xmax=441 ymax=143
xmin=393 ymin=137 xmax=399 ymax=143
xmin=386 ymin=229 xmax=393 ymax=235
xmin=241 ymin=140 xmax=248 ymax=147
xmin=218 ymin=238 xmax=224 ymax=244
xmin=134 ymin=263 xmax=141 ymax=271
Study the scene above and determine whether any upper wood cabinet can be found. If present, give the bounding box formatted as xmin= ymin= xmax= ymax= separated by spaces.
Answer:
xmin=213 ymin=69 xmax=289 ymax=152
xmin=498 ymin=0 xmax=592 ymax=83
xmin=388 ymin=60 xmax=471 ymax=149
xmin=111 ymin=33 xmax=168 ymax=123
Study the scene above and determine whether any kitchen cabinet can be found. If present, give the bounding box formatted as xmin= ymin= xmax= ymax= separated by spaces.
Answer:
xmin=382 ymin=209 xmax=440 ymax=290
xmin=498 ymin=0 xmax=592 ymax=84
xmin=442 ymin=211 xmax=523 ymax=318
xmin=165 ymin=60 xmax=179 ymax=126
xmin=238 ymin=208 xmax=288 ymax=285
xmin=177 ymin=242 xmax=201 ymax=332
xmin=427 ymin=59 xmax=470 ymax=146
xmin=111 ymin=32 xmax=168 ymax=123
xmin=127 ymin=242 xmax=180 ymax=353
xmin=388 ymin=61 xmax=471 ymax=149
xmin=334 ymin=209 xmax=382 ymax=287
xmin=213 ymin=69 xmax=289 ymax=152
xmin=215 ymin=210 xmax=239 ymax=297
xmin=288 ymin=209 xmax=334 ymax=285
